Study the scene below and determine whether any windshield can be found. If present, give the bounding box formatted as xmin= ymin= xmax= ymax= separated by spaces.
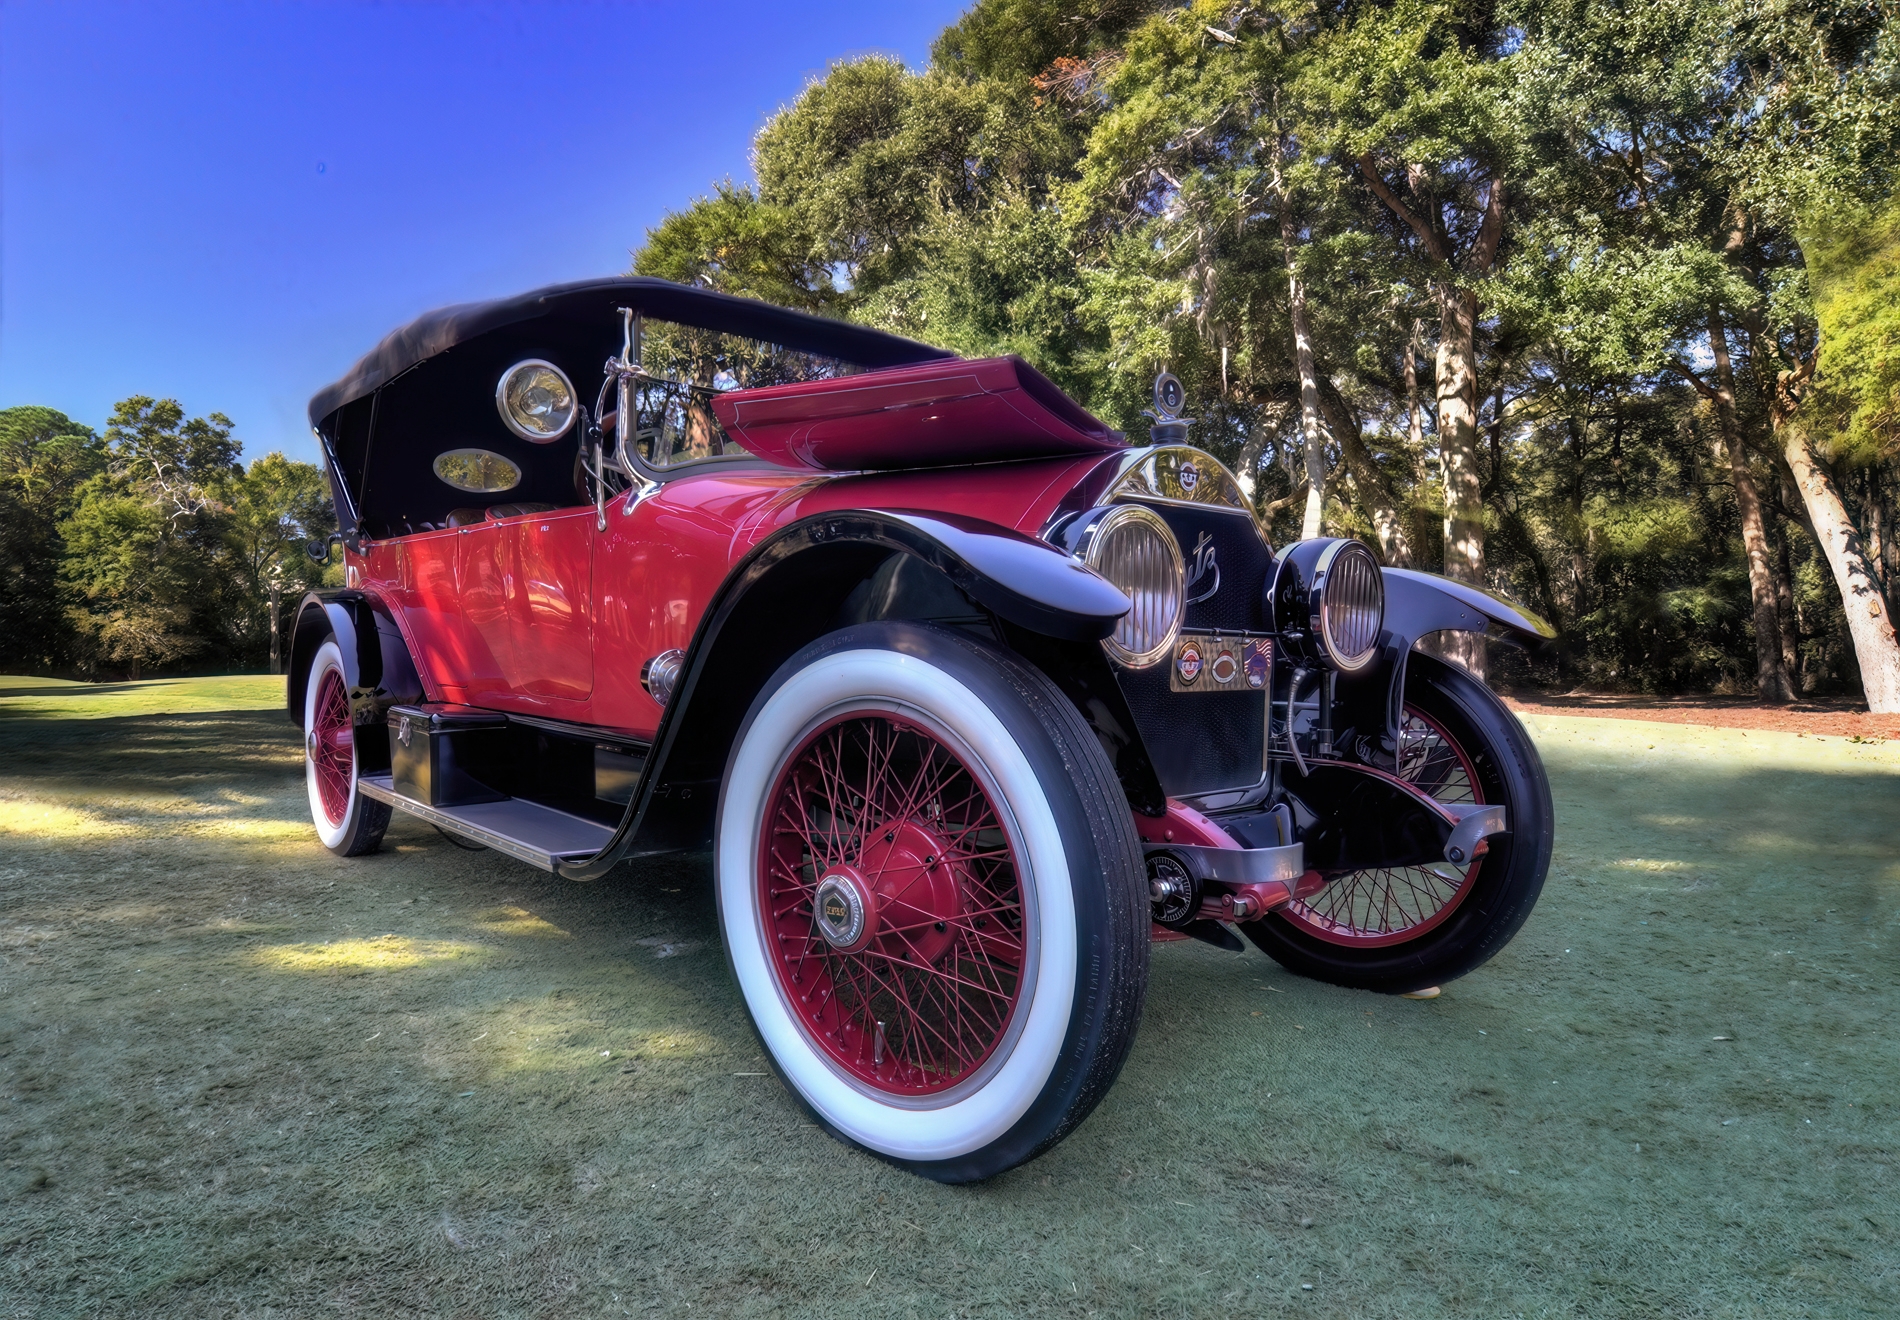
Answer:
xmin=629 ymin=320 xmax=867 ymax=469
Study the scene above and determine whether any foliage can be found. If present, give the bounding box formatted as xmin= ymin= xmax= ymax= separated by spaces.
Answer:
xmin=635 ymin=0 xmax=1900 ymax=698
xmin=1799 ymin=196 xmax=1900 ymax=464
xmin=0 ymin=408 xmax=105 ymax=672
xmin=1 ymin=396 xmax=334 ymax=679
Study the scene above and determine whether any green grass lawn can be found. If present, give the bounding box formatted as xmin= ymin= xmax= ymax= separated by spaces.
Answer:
xmin=1 ymin=676 xmax=1894 ymax=1317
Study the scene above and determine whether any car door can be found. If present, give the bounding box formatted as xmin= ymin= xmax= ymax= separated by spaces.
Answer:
xmin=390 ymin=525 xmax=510 ymax=705
xmin=495 ymin=508 xmax=594 ymax=703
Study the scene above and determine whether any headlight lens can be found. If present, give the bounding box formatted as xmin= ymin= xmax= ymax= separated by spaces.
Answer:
xmin=1082 ymin=505 xmax=1185 ymax=668
xmin=1315 ymin=540 xmax=1384 ymax=671
xmin=496 ymin=359 xmax=577 ymax=442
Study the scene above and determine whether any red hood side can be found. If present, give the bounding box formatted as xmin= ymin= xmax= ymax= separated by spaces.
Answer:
xmin=711 ymin=355 xmax=1125 ymax=472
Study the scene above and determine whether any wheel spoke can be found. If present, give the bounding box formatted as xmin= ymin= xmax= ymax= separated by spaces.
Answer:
xmin=1281 ymin=704 xmax=1485 ymax=947
xmin=757 ymin=712 xmax=1027 ymax=1096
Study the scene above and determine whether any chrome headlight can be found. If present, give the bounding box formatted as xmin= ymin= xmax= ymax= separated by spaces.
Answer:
xmin=1075 ymin=505 xmax=1185 ymax=668
xmin=1267 ymin=537 xmax=1385 ymax=672
xmin=496 ymin=359 xmax=577 ymax=442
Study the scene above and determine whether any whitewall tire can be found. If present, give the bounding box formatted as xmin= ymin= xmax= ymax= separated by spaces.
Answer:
xmin=715 ymin=621 xmax=1148 ymax=1182
xmin=303 ymin=638 xmax=390 ymax=857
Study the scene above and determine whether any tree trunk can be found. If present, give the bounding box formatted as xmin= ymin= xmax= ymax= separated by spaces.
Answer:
xmin=1434 ymin=285 xmax=1486 ymax=675
xmin=269 ymin=578 xmax=282 ymax=676
xmin=1773 ymin=524 xmax=1800 ymax=684
xmin=1280 ymin=207 xmax=1327 ymax=540
xmin=1780 ymin=426 xmax=1900 ymax=711
xmin=1706 ymin=309 xmax=1794 ymax=702
xmin=1405 ymin=318 xmax=1426 ymax=454
xmin=1322 ymin=386 xmax=1412 ymax=566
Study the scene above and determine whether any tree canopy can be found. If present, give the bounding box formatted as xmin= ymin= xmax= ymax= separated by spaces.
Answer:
xmin=637 ymin=0 xmax=1900 ymax=706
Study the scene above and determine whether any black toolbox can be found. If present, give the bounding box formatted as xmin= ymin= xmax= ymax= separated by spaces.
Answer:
xmin=387 ymin=704 xmax=509 ymax=806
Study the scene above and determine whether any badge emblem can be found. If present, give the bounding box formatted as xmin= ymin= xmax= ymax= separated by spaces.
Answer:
xmin=1178 ymin=461 xmax=1200 ymax=494
xmin=1176 ymin=641 xmax=1203 ymax=684
xmin=1211 ymin=648 xmax=1238 ymax=685
xmin=1244 ymin=639 xmax=1272 ymax=689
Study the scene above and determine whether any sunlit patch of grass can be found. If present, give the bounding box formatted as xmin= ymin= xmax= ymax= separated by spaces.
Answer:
xmin=0 ymin=796 xmax=125 ymax=838
xmin=622 ymin=1027 xmax=720 ymax=1059
xmin=476 ymin=905 xmax=572 ymax=939
xmin=1613 ymin=858 xmax=1694 ymax=872
xmin=0 ymin=674 xmax=284 ymax=721
xmin=473 ymin=999 xmax=722 ymax=1076
xmin=254 ymin=935 xmax=487 ymax=974
xmin=1639 ymin=814 xmax=1703 ymax=827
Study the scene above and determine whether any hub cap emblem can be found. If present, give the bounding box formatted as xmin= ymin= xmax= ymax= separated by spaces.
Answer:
xmin=812 ymin=872 xmax=868 ymax=950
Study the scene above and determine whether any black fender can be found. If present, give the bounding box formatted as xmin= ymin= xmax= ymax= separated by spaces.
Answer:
xmin=286 ymin=590 xmax=424 ymax=772
xmin=1336 ymin=568 xmax=1556 ymax=753
xmin=556 ymin=508 xmax=1140 ymax=880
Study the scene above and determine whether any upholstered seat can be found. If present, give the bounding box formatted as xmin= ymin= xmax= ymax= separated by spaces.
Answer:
xmin=485 ymin=502 xmax=561 ymax=521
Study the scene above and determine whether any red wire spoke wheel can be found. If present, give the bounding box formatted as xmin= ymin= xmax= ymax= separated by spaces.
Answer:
xmin=759 ymin=714 xmax=1026 ymax=1096
xmin=1276 ymin=705 xmax=1483 ymax=948
xmin=1242 ymin=652 xmax=1554 ymax=994
xmin=310 ymin=667 xmax=355 ymax=827
xmin=301 ymin=636 xmax=390 ymax=857
xmin=718 ymin=621 xmax=1147 ymax=1182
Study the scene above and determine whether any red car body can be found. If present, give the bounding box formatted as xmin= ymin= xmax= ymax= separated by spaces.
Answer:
xmin=289 ymin=277 xmax=1556 ymax=1181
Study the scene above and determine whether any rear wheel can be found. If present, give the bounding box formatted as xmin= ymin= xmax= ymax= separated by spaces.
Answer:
xmin=1242 ymin=652 xmax=1552 ymax=993
xmin=716 ymin=621 xmax=1148 ymax=1182
xmin=303 ymin=638 xmax=390 ymax=857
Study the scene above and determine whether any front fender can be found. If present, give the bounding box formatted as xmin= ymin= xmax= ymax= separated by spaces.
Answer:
xmin=555 ymin=508 xmax=1136 ymax=880
xmin=1336 ymin=570 xmax=1555 ymax=752
xmin=1382 ymin=568 xmax=1556 ymax=652
xmin=804 ymin=509 xmax=1130 ymax=641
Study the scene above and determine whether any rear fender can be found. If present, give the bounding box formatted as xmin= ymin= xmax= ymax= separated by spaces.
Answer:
xmin=1335 ymin=569 xmax=1556 ymax=752
xmin=557 ymin=508 xmax=1141 ymax=879
xmin=286 ymin=591 xmax=424 ymax=772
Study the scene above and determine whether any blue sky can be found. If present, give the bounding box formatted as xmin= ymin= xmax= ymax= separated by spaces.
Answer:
xmin=0 ymin=0 xmax=967 ymax=464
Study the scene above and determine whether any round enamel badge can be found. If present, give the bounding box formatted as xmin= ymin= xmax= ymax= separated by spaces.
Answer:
xmin=1177 ymin=642 xmax=1203 ymax=683
xmin=1178 ymin=461 xmax=1200 ymax=494
xmin=1211 ymin=648 xmax=1238 ymax=685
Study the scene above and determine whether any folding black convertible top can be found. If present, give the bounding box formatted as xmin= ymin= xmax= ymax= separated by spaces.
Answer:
xmin=309 ymin=277 xmax=954 ymax=538
xmin=308 ymin=277 xmax=952 ymax=431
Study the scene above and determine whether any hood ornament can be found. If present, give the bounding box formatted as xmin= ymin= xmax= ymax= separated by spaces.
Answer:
xmin=1143 ymin=371 xmax=1194 ymax=444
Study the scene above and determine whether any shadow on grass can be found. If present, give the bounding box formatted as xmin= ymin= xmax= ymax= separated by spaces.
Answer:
xmin=1 ymin=708 xmax=1896 ymax=1316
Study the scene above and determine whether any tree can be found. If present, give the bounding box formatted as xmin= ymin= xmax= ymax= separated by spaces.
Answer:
xmin=62 ymin=398 xmax=240 ymax=678
xmin=0 ymin=407 xmax=104 ymax=672
xmin=1315 ymin=0 xmax=1519 ymax=641
xmin=221 ymin=453 xmax=336 ymax=673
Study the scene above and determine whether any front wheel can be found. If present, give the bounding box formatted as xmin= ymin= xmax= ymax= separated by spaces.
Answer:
xmin=1242 ymin=651 xmax=1553 ymax=994
xmin=716 ymin=621 xmax=1149 ymax=1183
xmin=303 ymin=638 xmax=390 ymax=857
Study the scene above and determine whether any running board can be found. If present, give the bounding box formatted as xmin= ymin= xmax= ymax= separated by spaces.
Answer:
xmin=357 ymin=774 xmax=613 ymax=872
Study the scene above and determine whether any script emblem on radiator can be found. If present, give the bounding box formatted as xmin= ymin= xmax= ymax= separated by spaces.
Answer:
xmin=1184 ymin=530 xmax=1220 ymax=604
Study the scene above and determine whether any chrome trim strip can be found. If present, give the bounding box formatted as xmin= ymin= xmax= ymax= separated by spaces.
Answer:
xmin=1144 ymin=839 xmax=1304 ymax=886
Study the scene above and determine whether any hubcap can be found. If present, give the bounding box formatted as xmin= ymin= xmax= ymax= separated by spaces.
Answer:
xmin=759 ymin=713 xmax=1027 ymax=1098
xmin=812 ymin=868 xmax=874 ymax=952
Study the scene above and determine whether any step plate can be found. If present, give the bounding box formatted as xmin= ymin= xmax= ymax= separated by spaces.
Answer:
xmin=357 ymin=774 xmax=613 ymax=872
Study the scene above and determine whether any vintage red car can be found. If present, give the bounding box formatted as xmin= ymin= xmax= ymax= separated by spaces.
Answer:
xmin=291 ymin=278 xmax=1555 ymax=1181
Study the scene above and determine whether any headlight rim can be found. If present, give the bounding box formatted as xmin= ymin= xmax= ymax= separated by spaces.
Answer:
xmin=495 ymin=358 xmax=579 ymax=444
xmin=1312 ymin=538 xmax=1385 ymax=672
xmin=1079 ymin=503 xmax=1186 ymax=669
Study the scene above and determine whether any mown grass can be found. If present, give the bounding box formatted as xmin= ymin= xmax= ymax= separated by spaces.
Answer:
xmin=1 ymin=676 xmax=1895 ymax=1318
